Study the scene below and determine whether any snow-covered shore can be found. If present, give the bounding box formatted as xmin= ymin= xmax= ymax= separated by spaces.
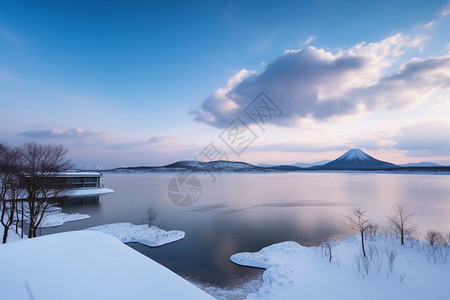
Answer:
xmin=0 ymin=231 xmax=212 ymax=299
xmin=87 ymin=222 xmax=185 ymax=247
xmin=231 ymin=235 xmax=450 ymax=299
xmin=40 ymin=211 xmax=90 ymax=227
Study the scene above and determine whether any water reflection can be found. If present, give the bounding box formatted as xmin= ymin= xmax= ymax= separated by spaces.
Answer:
xmin=41 ymin=172 xmax=450 ymax=288
xmin=57 ymin=195 xmax=100 ymax=207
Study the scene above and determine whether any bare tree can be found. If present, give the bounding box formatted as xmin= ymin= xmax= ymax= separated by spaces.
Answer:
xmin=321 ymin=241 xmax=338 ymax=262
xmin=366 ymin=222 xmax=379 ymax=241
xmin=19 ymin=143 xmax=72 ymax=238
xmin=425 ymin=230 xmax=444 ymax=246
xmin=345 ymin=208 xmax=370 ymax=257
xmin=387 ymin=205 xmax=415 ymax=245
xmin=425 ymin=231 xmax=445 ymax=263
xmin=0 ymin=144 xmax=24 ymax=243
xmin=147 ymin=207 xmax=158 ymax=228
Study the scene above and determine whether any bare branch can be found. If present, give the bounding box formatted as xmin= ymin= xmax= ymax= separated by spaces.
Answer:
xmin=18 ymin=143 xmax=72 ymax=238
xmin=344 ymin=208 xmax=370 ymax=257
xmin=387 ymin=204 xmax=415 ymax=245
xmin=146 ymin=207 xmax=158 ymax=228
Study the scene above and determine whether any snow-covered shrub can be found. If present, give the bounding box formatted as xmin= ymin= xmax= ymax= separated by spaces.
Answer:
xmin=385 ymin=248 xmax=398 ymax=273
xmin=366 ymin=222 xmax=379 ymax=241
xmin=425 ymin=231 xmax=444 ymax=246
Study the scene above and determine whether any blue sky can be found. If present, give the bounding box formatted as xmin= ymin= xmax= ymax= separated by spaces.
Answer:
xmin=1 ymin=0 xmax=450 ymax=168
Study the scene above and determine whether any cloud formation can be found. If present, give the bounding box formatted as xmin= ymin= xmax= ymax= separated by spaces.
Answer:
xmin=394 ymin=122 xmax=450 ymax=155
xmin=107 ymin=136 xmax=177 ymax=150
xmin=441 ymin=1 xmax=450 ymax=17
xmin=192 ymin=33 xmax=450 ymax=128
xmin=18 ymin=128 xmax=101 ymax=139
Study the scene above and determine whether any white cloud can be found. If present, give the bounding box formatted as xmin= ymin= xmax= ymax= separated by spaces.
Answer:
xmin=108 ymin=136 xmax=178 ymax=150
xmin=422 ymin=21 xmax=435 ymax=29
xmin=302 ymin=35 xmax=315 ymax=46
xmin=394 ymin=122 xmax=450 ymax=155
xmin=440 ymin=1 xmax=450 ymax=16
xmin=192 ymin=33 xmax=449 ymax=128
xmin=18 ymin=128 xmax=102 ymax=139
xmin=192 ymin=69 xmax=252 ymax=125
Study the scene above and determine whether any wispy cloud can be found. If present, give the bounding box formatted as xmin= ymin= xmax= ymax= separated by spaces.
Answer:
xmin=107 ymin=135 xmax=177 ymax=150
xmin=394 ymin=122 xmax=450 ymax=156
xmin=440 ymin=1 xmax=450 ymax=17
xmin=0 ymin=25 xmax=22 ymax=50
xmin=422 ymin=21 xmax=435 ymax=29
xmin=193 ymin=33 xmax=439 ymax=128
xmin=302 ymin=35 xmax=315 ymax=46
xmin=18 ymin=128 xmax=101 ymax=139
xmin=251 ymin=142 xmax=348 ymax=153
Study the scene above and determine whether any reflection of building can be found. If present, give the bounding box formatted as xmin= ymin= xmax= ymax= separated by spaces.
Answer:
xmin=53 ymin=172 xmax=114 ymax=197
xmin=57 ymin=195 xmax=101 ymax=207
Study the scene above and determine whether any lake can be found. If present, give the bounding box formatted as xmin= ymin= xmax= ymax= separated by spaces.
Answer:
xmin=42 ymin=172 xmax=450 ymax=293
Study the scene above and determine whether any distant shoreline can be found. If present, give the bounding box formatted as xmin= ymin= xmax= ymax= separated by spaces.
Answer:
xmin=97 ymin=164 xmax=450 ymax=174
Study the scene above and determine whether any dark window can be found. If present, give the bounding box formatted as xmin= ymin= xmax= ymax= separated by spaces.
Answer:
xmin=84 ymin=177 xmax=98 ymax=187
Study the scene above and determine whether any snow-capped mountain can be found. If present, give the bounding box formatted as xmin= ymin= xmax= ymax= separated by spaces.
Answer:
xmin=165 ymin=160 xmax=262 ymax=172
xmin=102 ymin=150 xmax=449 ymax=173
xmin=317 ymin=149 xmax=398 ymax=170
xmin=108 ymin=160 xmax=267 ymax=173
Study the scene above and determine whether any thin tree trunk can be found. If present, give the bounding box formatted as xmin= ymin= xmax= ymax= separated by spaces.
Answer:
xmin=20 ymin=201 xmax=24 ymax=239
xmin=361 ymin=232 xmax=366 ymax=257
xmin=2 ymin=227 xmax=8 ymax=244
xmin=28 ymin=224 xmax=33 ymax=239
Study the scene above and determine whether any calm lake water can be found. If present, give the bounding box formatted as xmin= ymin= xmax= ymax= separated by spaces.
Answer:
xmin=42 ymin=172 xmax=450 ymax=291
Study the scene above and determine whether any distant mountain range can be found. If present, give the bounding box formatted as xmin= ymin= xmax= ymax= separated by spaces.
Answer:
xmin=293 ymin=160 xmax=331 ymax=168
xmin=108 ymin=160 xmax=267 ymax=173
xmin=258 ymin=160 xmax=331 ymax=168
xmin=104 ymin=149 xmax=450 ymax=173
xmin=399 ymin=162 xmax=442 ymax=167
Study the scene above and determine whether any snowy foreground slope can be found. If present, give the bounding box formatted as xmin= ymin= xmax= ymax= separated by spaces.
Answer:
xmin=231 ymin=235 xmax=449 ymax=299
xmin=0 ymin=231 xmax=212 ymax=300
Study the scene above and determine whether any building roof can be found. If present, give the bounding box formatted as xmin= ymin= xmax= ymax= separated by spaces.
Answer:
xmin=54 ymin=172 xmax=102 ymax=178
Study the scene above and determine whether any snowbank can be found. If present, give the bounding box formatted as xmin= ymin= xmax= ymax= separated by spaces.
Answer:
xmin=2 ymin=227 xmax=24 ymax=243
xmin=0 ymin=231 xmax=212 ymax=299
xmin=231 ymin=235 xmax=450 ymax=299
xmin=63 ymin=187 xmax=114 ymax=197
xmin=39 ymin=212 xmax=90 ymax=228
xmin=87 ymin=222 xmax=185 ymax=247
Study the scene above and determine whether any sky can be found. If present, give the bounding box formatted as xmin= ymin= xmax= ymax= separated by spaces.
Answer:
xmin=1 ymin=0 xmax=450 ymax=169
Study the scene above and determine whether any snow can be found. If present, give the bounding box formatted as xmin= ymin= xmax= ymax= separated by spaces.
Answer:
xmin=2 ymin=227 xmax=25 ymax=243
xmin=39 ymin=211 xmax=90 ymax=228
xmin=63 ymin=187 xmax=114 ymax=196
xmin=0 ymin=231 xmax=212 ymax=299
xmin=340 ymin=148 xmax=372 ymax=161
xmin=55 ymin=171 xmax=103 ymax=177
xmin=87 ymin=222 xmax=185 ymax=247
xmin=231 ymin=235 xmax=450 ymax=299
xmin=189 ymin=276 xmax=263 ymax=300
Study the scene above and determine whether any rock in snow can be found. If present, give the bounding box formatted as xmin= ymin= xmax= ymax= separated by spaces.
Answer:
xmin=0 ymin=231 xmax=212 ymax=299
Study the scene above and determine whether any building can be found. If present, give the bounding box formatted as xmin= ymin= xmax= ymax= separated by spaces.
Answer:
xmin=53 ymin=172 xmax=114 ymax=197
